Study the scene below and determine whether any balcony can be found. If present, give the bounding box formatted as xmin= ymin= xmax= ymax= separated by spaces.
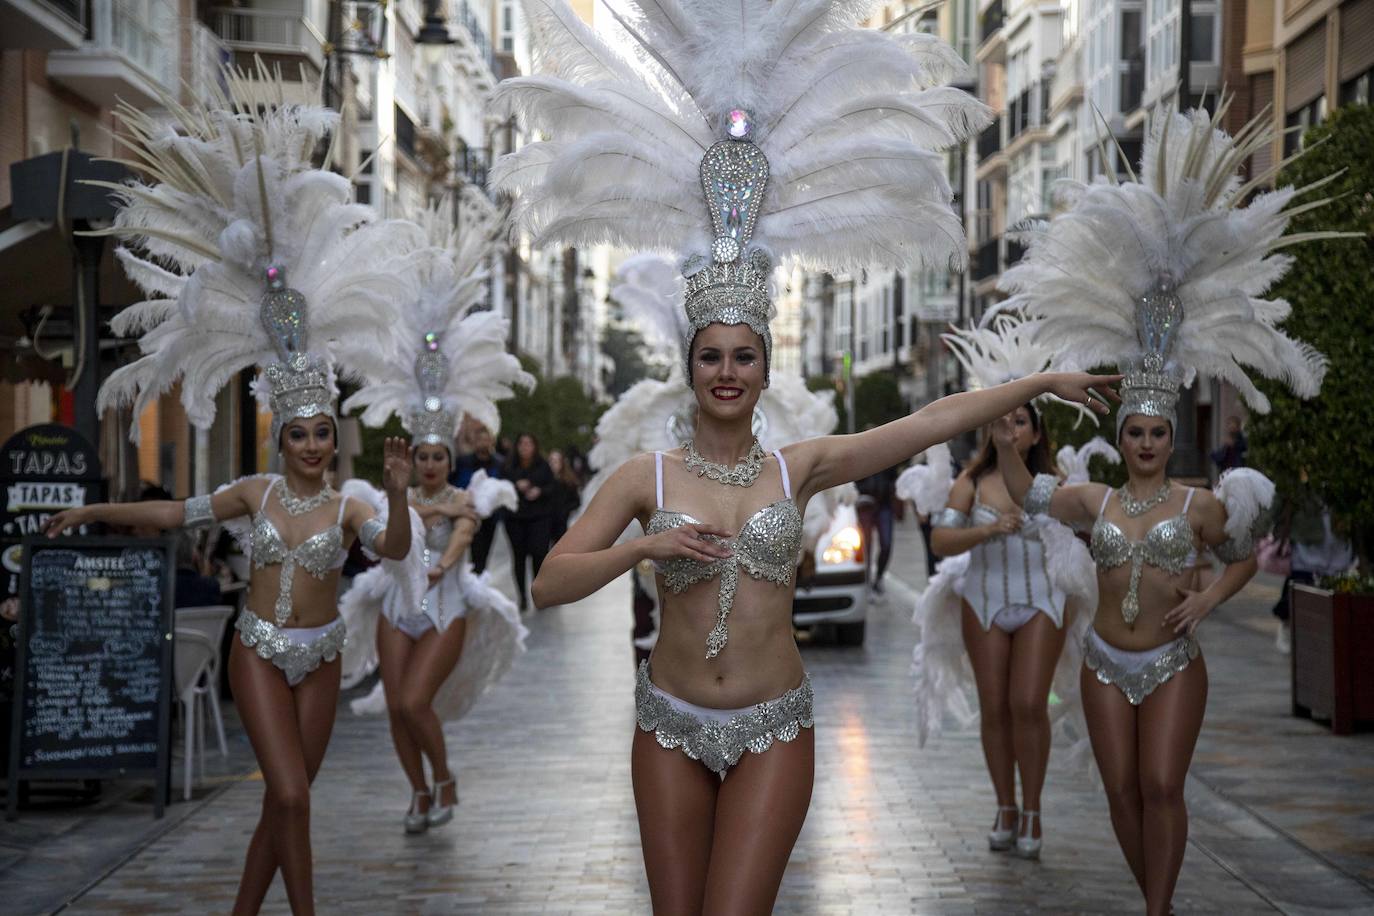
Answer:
xmin=209 ymin=5 xmax=326 ymax=75
xmin=0 ymin=0 xmax=86 ymax=49
xmin=454 ymin=0 xmax=498 ymax=85
xmin=47 ymin=0 xmax=179 ymax=109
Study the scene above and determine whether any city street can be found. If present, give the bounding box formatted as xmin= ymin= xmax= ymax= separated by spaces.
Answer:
xmin=3 ymin=521 xmax=1371 ymax=914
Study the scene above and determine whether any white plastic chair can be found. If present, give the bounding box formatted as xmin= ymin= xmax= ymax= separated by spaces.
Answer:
xmin=174 ymin=605 xmax=234 ymax=756
xmin=174 ymin=628 xmax=218 ymax=800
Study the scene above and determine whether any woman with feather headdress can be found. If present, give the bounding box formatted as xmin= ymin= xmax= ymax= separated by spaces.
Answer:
xmin=994 ymin=100 xmax=1350 ymax=915
xmin=904 ymin=314 xmax=1113 ymax=861
xmin=588 ymin=252 xmax=855 ymax=664
xmin=42 ymin=77 xmax=418 ymax=914
xmin=336 ymin=193 xmax=534 ymax=835
xmin=496 ymin=0 xmax=1117 ymax=908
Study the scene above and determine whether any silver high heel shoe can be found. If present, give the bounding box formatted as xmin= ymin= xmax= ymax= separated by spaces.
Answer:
xmin=988 ymin=805 xmax=1018 ymax=851
xmin=404 ymin=789 xmax=430 ymax=834
xmin=1015 ymin=810 xmax=1042 ymax=860
xmin=427 ymin=777 xmax=457 ymax=827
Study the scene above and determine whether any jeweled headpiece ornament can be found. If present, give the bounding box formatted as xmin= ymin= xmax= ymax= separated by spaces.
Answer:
xmin=493 ymin=0 xmax=991 ymax=388
xmin=998 ymin=96 xmax=1354 ymax=435
xmin=92 ymin=68 xmax=414 ymax=441
xmin=343 ymin=192 xmax=535 ymax=449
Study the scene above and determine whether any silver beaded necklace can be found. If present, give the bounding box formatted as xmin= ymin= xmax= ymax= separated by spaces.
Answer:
xmin=411 ymin=485 xmax=456 ymax=506
xmin=278 ymin=478 xmax=336 ymax=517
xmin=1117 ymin=480 xmax=1172 ymax=517
xmin=683 ymin=438 xmax=766 ymax=488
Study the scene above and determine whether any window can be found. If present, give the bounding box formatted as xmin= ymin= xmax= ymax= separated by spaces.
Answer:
xmin=1341 ymin=68 xmax=1373 ymax=107
xmin=1188 ymin=14 xmax=1214 ymax=63
xmin=1284 ymin=97 xmax=1326 ymax=156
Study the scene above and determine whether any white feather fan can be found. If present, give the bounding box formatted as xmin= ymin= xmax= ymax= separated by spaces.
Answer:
xmin=492 ymin=0 xmax=990 ymax=272
xmin=1055 ymin=437 xmax=1122 ymax=485
xmin=895 ymin=442 xmax=955 ymax=516
xmin=1214 ymin=467 xmax=1276 ymax=541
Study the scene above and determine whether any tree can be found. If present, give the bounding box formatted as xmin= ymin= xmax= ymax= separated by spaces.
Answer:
xmin=853 ymin=370 xmax=906 ymax=431
xmin=499 ymin=355 xmax=606 ymax=455
xmin=600 ymin=306 xmax=668 ymax=399
xmin=1247 ymin=104 xmax=1374 ymax=559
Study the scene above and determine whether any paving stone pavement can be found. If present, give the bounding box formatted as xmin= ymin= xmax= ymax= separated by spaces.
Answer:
xmin=7 ymin=521 xmax=1373 ymax=914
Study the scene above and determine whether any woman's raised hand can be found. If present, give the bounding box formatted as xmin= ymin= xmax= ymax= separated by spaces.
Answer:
xmin=382 ymin=437 xmax=412 ymax=496
xmin=1042 ymin=372 xmax=1122 ymax=415
xmin=639 ymin=523 xmax=735 ymax=565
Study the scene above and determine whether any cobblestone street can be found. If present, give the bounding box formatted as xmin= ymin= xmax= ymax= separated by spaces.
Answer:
xmin=5 ymin=522 xmax=1372 ymax=914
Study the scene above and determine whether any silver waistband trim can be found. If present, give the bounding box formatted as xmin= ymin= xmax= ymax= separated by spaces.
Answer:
xmin=634 ymin=660 xmax=813 ymax=776
xmin=1082 ymin=630 xmax=1199 ymax=706
xmin=236 ymin=609 xmax=346 ymax=685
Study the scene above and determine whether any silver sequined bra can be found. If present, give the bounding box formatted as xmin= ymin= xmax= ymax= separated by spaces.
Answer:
xmin=1090 ymin=487 xmax=1196 ymax=626
xmin=251 ymin=477 xmax=349 ymax=626
xmin=648 ymin=450 xmax=803 ymax=658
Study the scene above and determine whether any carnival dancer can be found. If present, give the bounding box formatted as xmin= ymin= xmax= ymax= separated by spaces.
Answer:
xmin=994 ymin=100 xmax=1350 ymax=915
xmin=586 ymin=254 xmax=853 ymax=662
xmin=493 ymin=2 xmax=1116 ymax=910
xmin=907 ymin=314 xmax=1113 ymax=860
xmin=44 ymin=77 xmax=418 ymax=915
xmin=336 ymin=195 xmax=533 ymax=833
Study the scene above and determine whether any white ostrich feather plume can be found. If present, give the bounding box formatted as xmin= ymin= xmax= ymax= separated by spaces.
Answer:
xmin=1214 ymin=467 xmax=1276 ymax=541
xmin=611 ymin=253 xmax=689 ymax=357
xmin=999 ymin=98 xmax=1353 ymax=413
xmin=491 ymin=0 xmax=990 ymax=272
xmin=943 ymin=314 xmax=1096 ymax=423
xmin=1055 ymin=437 xmax=1121 ymax=485
xmin=896 ymin=442 xmax=954 ymax=516
xmin=91 ymin=68 xmax=419 ymax=439
xmin=342 ymin=192 xmax=534 ymax=438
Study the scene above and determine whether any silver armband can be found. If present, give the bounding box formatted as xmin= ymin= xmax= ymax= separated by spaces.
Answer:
xmin=1212 ymin=533 xmax=1255 ymax=564
xmin=1024 ymin=473 xmax=1058 ymax=517
xmin=359 ymin=517 xmax=386 ymax=553
xmin=931 ymin=508 xmax=970 ymax=529
xmin=183 ymin=495 xmax=214 ymax=528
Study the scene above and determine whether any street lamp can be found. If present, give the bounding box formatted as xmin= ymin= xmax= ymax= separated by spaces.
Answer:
xmin=418 ymin=1 xmax=456 ymax=67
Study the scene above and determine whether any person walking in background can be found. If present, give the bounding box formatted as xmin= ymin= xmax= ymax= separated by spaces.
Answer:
xmin=1269 ymin=486 xmax=1355 ymax=654
xmin=506 ymin=433 xmax=555 ymax=612
xmin=1210 ymin=415 xmax=1248 ymax=474
xmin=547 ymin=449 xmax=583 ymax=545
xmin=449 ymin=424 xmax=506 ymax=574
xmin=855 ymin=452 xmax=898 ymax=594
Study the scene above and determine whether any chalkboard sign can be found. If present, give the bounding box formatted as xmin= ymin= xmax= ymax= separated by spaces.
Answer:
xmin=7 ymin=537 xmax=173 ymax=819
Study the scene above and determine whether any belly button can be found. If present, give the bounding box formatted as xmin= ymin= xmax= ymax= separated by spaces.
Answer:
xmin=715 ymin=676 xmax=724 ymax=686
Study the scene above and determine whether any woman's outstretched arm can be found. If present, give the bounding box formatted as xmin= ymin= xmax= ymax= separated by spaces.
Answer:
xmin=532 ymin=454 xmax=732 ymax=609
xmin=43 ymin=476 xmax=260 ymax=536
xmin=789 ymin=372 xmax=1119 ymax=503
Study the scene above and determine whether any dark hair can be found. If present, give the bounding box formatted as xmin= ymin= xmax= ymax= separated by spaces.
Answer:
xmin=515 ymin=432 xmax=542 ymax=469
xmin=965 ymin=403 xmax=1052 ymax=482
xmin=138 ymin=483 xmax=173 ymax=502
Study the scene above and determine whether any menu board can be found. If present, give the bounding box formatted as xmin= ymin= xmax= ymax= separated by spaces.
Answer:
xmin=6 ymin=537 xmax=173 ymax=819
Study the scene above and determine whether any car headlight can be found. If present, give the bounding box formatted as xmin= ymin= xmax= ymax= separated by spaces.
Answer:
xmin=821 ymin=525 xmax=862 ymax=565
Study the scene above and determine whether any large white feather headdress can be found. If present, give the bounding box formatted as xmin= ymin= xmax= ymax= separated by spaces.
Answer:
xmin=493 ymin=0 xmax=991 ymax=383
xmin=91 ymin=69 xmax=420 ymax=441
xmin=999 ymin=98 xmax=1353 ymax=434
xmin=342 ymin=192 xmax=535 ymax=447
xmin=942 ymin=313 xmax=1095 ymax=424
